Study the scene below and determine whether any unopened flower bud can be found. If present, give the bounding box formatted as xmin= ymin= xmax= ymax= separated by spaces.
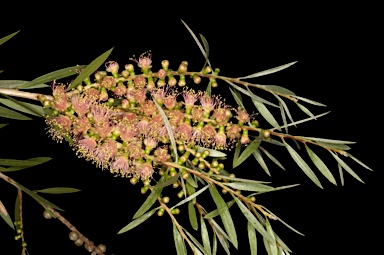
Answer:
xmin=125 ymin=64 xmax=134 ymax=71
xmin=161 ymin=196 xmax=170 ymax=203
xmin=43 ymin=210 xmax=52 ymax=219
xmin=168 ymin=77 xmax=177 ymax=86
xmin=171 ymin=208 xmax=180 ymax=214
xmin=193 ymin=74 xmax=201 ymax=84
xmin=98 ymin=244 xmax=106 ymax=253
xmin=262 ymin=129 xmax=271 ymax=139
xmin=161 ymin=60 xmax=169 ymax=71
xmin=75 ymin=239 xmax=84 ymax=246
xmin=69 ymin=231 xmax=79 ymax=241
xmin=157 ymin=208 xmax=165 ymax=216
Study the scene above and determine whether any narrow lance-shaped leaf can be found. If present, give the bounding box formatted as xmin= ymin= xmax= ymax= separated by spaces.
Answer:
xmin=154 ymin=99 xmax=178 ymax=162
xmin=296 ymin=102 xmax=315 ymax=118
xmin=233 ymin=141 xmax=241 ymax=167
xmin=173 ymin=224 xmax=187 ymax=255
xmin=199 ymin=33 xmax=211 ymax=69
xmin=14 ymin=181 xmax=63 ymax=211
xmin=305 ymin=145 xmax=337 ymax=186
xmin=315 ymin=142 xmax=351 ymax=151
xmin=212 ymin=232 xmax=218 ymax=255
xmin=291 ymin=95 xmax=327 ymax=107
xmin=70 ymin=48 xmax=113 ymax=89
xmin=35 ymin=187 xmax=81 ymax=194
xmin=238 ymin=61 xmax=297 ymax=80
xmin=330 ymin=152 xmax=364 ymax=184
xmin=154 ymin=172 xmax=180 ymax=189
xmin=0 ymin=30 xmax=20 ymax=45
xmin=271 ymin=111 xmax=330 ymax=131
xmin=225 ymin=80 xmax=279 ymax=108
xmin=181 ymin=20 xmax=211 ymax=67
xmin=0 ymin=200 xmax=14 ymax=229
xmin=188 ymin=201 xmax=198 ymax=231
xmin=253 ymin=149 xmax=271 ymax=176
xmin=0 ymin=157 xmax=52 ymax=167
xmin=0 ymin=80 xmax=48 ymax=89
xmin=133 ymin=176 xmax=165 ymax=219
xmin=14 ymin=193 xmax=20 ymax=222
xmin=233 ymin=138 xmax=262 ymax=168
xmin=0 ymin=98 xmax=44 ymax=117
xmin=338 ymin=163 xmax=344 ymax=186
xmin=0 ymin=123 xmax=8 ymax=129
xmin=171 ymin=184 xmax=209 ymax=209
xmin=201 ymin=215 xmax=212 ymax=255
xmin=279 ymin=102 xmax=288 ymax=133
xmin=20 ymin=65 xmax=86 ymax=89
xmin=261 ymin=85 xmax=295 ymax=95
xmin=204 ymin=199 xmax=236 ymax=219
xmin=118 ymin=208 xmax=158 ymax=234
xmin=234 ymin=197 xmax=275 ymax=242
xmin=197 ymin=147 xmax=227 ymax=158
xmin=251 ymin=97 xmax=281 ymax=131
xmin=248 ymin=221 xmax=257 ymax=255
xmin=284 ymin=140 xmax=323 ymax=188
xmin=300 ymin=136 xmax=356 ymax=144
xmin=347 ymin=153 xmax=372 ymax=171
xmin=265 ymin=219 xmax=278 ymax=255
xmin=261 ymin=206 xmax=305 ymax=236
xmin=229 ymin=87 xmax=245 ymax=109
xmin=183 ymin=228 xmax=209 ymax=255
xmin=212 ymin=227 xmax=231 ymax=255
xmin=259 ymin=147 xmax=286 ymax=170
xmin=209 ymin=185 xmax=238 ymax=249
xmin=274 ymin=95 xmax=295 ymax=127
xmin=224 ymin=182 xmax=274 ymax=192
xmin=0 ymin=106 xmax=31 ymax=120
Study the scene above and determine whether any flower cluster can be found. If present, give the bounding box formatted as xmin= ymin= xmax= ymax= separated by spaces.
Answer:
xmin=44 ymin=58 xmax=254 ymax=183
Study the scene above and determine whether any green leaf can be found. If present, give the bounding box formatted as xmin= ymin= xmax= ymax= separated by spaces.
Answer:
xmin=35 ymin=187 xmax=81 ymax=194
xmin=233 ymin=138 xmax=262 ymax=168
xmin=0 ymin=30 xmax=20 ymax=45
xmin=181 ymin=20 xmax=211 ymax=67
xmin=20 ymin=66 xmax=86 ymax=89
xmin=264 ymin=139 xmax=285 ymax=147
xmin=274 ymin=95 xmax=294 ymax=127
xmin=265 ymin=219 xmax=278 ymax=255
xmin=252 ymin=98 xmax=281 ymax=131
xmin=201 ymin=215 xmax=212 ymax=255
xmin=204 ymin=199 xmax=235 ymax=219
xmin=315 ymin=142 xmax=351 ymax=150
xmin=183 ymin=228 xmax=209 ymax=255
xmin=347 ymin=153 xmax=372 ymax=171
xmin=0 ymin=80 xmax=48 ymax=89
xmin=0 ymin=200 xmax=14 ymax=229
xmin=259 ymin=147 xmax=286 ymax=170
xmin=238 ymin=61 xmax=298 ymax=80
xmin=250 ymin=184 xmax=300 ymax=195
xmin=0 ymin=157 xmax=52 ymax=167
xmin=284 ymin=140 xmax=323 ymax=188
xmin=118 ymin=208 xmax=157 ymax=234
xmin=261 ymin=85 xmax=295 ymax=95
xmin=261 ymin=206 xmax=305 ymax=236
xmin=206 ymin=82 xmax=212 ymax=97
xmin=213 ymin=227 xmax=231 ymax=255
xmin=331 ymin=152 xmax=364 ymax=184
xmin=173 ymin=224 xmax=187 ymax=255
xmin=133 ymin=185 xmax=162 ymax=219
xmin=0 ymin=123 xmax=8 ymax=129
xmin=338 ymin=163 xmax=344 ymax=186
xmin=212 ymin=232 xmax=218 ymax=255
xmin=153 ymin=172 xmax=180 ymax=189
xmin=233 ymin=141 xmax=241 ymax=167
xmin=292 ymin=95 xmax=327 ymax=107
xmin=271 ymin=111 xmax=330 ymax=131
xmin=225 ymin=80 xmax=279 ymax=108
xmin=197 ymin=147 xmax=227 ymax=158
xmin=253 ymin=149 xmax=271 ymax=176
xmin=210 ymin=174 xmax=271 ymax=184
xmin=300 ymin=136 xmax=355 ymax=144
xmin=279 ymin=102 xmax=288 ymax=133
xmin=306 ymin=145 xmax=337 ymax=185
xmin=14 ymin=181 xmax=63 ymax=211
xmin=0 ymin=106 xmax=31 ymax=120
xmin=0 ymin=98 xmax=44 ymax=117
xmin=296 ymin=102 xmax=314 ymax=118
xmin=70 ymin=48 xmax=113 ymax=89
xmin=234 ymin=197 xmax=274 ymax=242
xmin=247 ymin=221 xmax=257 ymax=255
xmin=14 ymin=193 xmax=20 ymax=222
xmin=154 ymin=99 xmax=178 ymax=162
xmin=172 ymin=185 xmax=209 ymax=209
xmin=199 ymin=33 xmax=211 ymax=69
xmin=224 ymin=182 xmax=274 ymax=192
xmin=229 ymin=87 xmax=245 ymax=109
xmin=188 ymin=201 xmax=198 ymax=230
xmin=209 ymin=185 xmax=238 ymax=249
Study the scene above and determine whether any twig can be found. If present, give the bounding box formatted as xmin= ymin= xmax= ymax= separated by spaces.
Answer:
xmin=0 ymin=88 xmax=53 ymax=101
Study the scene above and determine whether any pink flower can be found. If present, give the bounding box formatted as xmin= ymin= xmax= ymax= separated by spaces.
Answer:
xmin=144 ymin=138 xmax=158 ymax=151
xmin=154 ymin=146 xmax=170 ymax=163
xmin=114 ymin=83 xmax=127 ymax=97
xmin=200 ymin=93 xmax=216 ymax=113
xmin=176 ymin=123 xmax=192 ymax=142
xmin=168 ymin=110 xmax=185 ymax=126
xmin=163 ymin=94 xmax=177 ymax=110
xmin=191 ymin=106 xmax=204 ymax=122
xmin=127 ymin=141 xmax=143 ymax=160
xmin=73 ymin=117 xmax=91 ymax=135
xmin=157 ymin=69 xmax=166 ymax=79
xmin=139 ymin=163 xmax=154 ymax=180
xmin=76 ymin=138 xmax=97 ymax=159
xmin=151 ymin=89 xmax=166 ymax=104
xmin=71 ymin=94 xmax=91 ymax=117
xmin=132 ymin=52 xmax=152 ymax=70
xmin=236 ymin=109 xmax=250 ymax=123
xmin=111 ymin=155 xmax=131 ymax=176
xmin=226 ymin=124 xmax=242 ymax=141
xmin=94 ymin=139 xmax=118 ymax=168
xmin=95 ymin=122 xmax=113 ymax=138
xmin=134 ymin=88 xmax=147 ymax=104
xmin=52 ymin=115 xmax=72 ymax=131
xmin=101 ymin=76 xmax=115 ymax=89
xmin=52 ymin=85 xmax=67 ymax=111
xmin=142 ymin=100 xmax=157 ymax=116
xmin=182 ymin=90 xmax=198 ymax=109
xmin=202 ymin=124 xmax=216 ymax=145
xmin=213 ymin=107 xmax=227 ymax=124
xmin=214 ymin=131 xmax=227 ymax=149
xmin=84 ymin=88 xmax=100 ymax=102
xmin=134 ymin=76 xmax=146 ymax=87
xmin=91 ymin=105 xmax=112 ymax=126
xmin=105 ymin=61 xmax=119 ymax=74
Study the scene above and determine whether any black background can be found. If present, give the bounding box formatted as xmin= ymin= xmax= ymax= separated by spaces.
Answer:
xmin=0 ymin=4 xmax=381 ymax=255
